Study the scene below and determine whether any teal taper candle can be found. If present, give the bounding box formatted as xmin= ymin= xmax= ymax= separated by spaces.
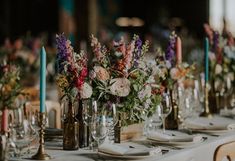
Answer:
xmin=40 ymin=47 xmax=46 ymax=112
xmin=204 ymin=38 xmax=209 ymax=82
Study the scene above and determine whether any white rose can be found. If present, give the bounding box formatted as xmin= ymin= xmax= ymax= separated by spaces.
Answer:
xmin=209 ymin=52 xmax=216 ymax=61
xmin=110 ymin=78 xmax=130 ymax=97
xmin=227 ymin=72 xmax=234 ymax=81
xmin=215 ymin=64 xmax=222 ymax=75
xmin=79 ymin=82 xmax=93 ymax=99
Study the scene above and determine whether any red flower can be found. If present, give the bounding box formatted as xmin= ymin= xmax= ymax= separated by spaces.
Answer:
xmin=76 ymin=78 xmax=84 ymax=90
xmin=80 ymin=67 xmax=88 ymax=77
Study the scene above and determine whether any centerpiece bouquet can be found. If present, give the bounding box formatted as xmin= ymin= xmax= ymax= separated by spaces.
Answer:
xmin=0 ymin=62 xmax=22 ymax=110
xmin=0 ymin=38 xmax=40 ymax=86
xmin=204 ymin=24 xmax=235 ymax=91
xmin=153 ymin=32 xmax=195 ymax=92
xmin=204 ymin=24 xmax=235 ymax=109
xmin=89 ymin=35 xmax=161 ymax=125
xmin=56 ymin=34 xmax=92 ymax=102
xmin=55 ymin=33 xmax=92 ymax=150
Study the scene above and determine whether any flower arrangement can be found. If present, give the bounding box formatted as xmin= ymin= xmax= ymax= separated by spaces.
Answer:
xmin=0 ymin=62 xmax=22 ymax=110
xmin=55 ymin=34 xmax=92 ymax=102
xmin=153 ymin=32 xmax=195 ymax=92
xmin=204 ymin=24 xmax=235 ymax=90
xmin=90 ymin=35 xmax=160 ymax=125
xmin=0 ymin=38 xmax=40 ymax=86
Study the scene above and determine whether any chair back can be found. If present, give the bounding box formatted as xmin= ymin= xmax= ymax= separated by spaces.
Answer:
xmin=25 ymin=100 xmax=61 ymax=129
xmin=214 ymin=141 xmax=235 ymax=161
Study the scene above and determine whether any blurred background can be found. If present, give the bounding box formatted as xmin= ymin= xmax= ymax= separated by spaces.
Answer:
xmin=1 ymin=0 xmax=234 ymax=45
xmin=0 ymin=0 xmax=235 ymax=87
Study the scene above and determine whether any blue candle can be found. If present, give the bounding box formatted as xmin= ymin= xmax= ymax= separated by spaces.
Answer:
xmin=40 ymin=47 xmax=46 ymax=112
xmin=204 ymin=38 xmax=209 ymax=83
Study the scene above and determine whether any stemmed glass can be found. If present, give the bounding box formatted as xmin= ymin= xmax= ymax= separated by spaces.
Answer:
xmin=82 ymin=99 xmax=93 ymax=149
xmin=144 ymin=111 xmax=162 ymax=136
xmin=9 ymin=108 xmax=32 ymax=158
xmin=90 ymin=113 xmax=108 ymax=150
xmin=222 ymin=77 xmax=233 ymax=110
xmin=157 ymin=92 xmax=172 ymax=133
xmin=105 ymin=103 xmax=118 ymax=143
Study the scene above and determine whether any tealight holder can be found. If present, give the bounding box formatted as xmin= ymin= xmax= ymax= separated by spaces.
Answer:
xmin=200 ymin=83 xmax=213 ymax=118
xmin=31 ymin=112 xmax=51 ymax=160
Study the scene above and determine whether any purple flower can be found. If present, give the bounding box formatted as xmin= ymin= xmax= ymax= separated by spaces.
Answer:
xmin=212 ymin=31 xmax=219 ymax=52
xmin=133 ymin=36 xmax=142 ymax=67
xmin=56 ymin=34 xmax=68 ymax=73
xmin=165 ymin=33 xmax=177 ymax=65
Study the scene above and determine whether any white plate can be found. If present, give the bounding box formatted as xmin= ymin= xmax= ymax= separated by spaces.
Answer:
xmin=147 ymin=138 xmax=204 ymax=147
xmin=190 ymin=129 xmax=231 ymax=135
xmin=98 ymin=151 xmax=161 ymax=160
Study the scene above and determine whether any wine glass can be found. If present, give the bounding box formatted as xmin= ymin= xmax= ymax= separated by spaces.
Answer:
xmin=157 ymin=92 xmax=172 ymax=133
xmin=144 ymin=111 xmax=162 ymax=136
xmin=105 ymin=103 xmax=118 ymax=143
xmin=10 ymin=108 xmax=32 ymax=158
xmin=90 ymin=114 xmax=108 ymax=150
xmin=222 ymin=77 xmax=233 ymax=110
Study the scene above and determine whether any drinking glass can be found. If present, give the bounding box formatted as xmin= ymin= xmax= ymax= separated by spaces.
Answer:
xmin=9 ymin=108 xmax=32 ymax=158
xmin=157 ymin=92 xmax=172 ymax=133
xmin=90 ymin=114 xmax=108 ymax=150
xmin=222 ymin=77 xmax=233 ymax=110
xmin=106 ymin=103 xmax=118 ymax=143
xmin=144 ymin=111 xmax=162 ymax=136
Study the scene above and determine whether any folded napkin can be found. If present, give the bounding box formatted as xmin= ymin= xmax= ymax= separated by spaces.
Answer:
xmin=185 ymin=116 xmax=235 ymax=130
xmin=220 ymin=108 xmax=235 ymax=116
xmin=98 ymin=143 xmax=161 ymax=156
xmin=147 ymin=131 xmax=202 ymax=143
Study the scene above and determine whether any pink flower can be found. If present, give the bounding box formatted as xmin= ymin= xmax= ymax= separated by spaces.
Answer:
xmin=91 ymin=35 xmax=105 ymax=62
xmin=110 ymin=78 xmax=130 ymax=97
xmin=94 ymin=66 xmax=110 ymax=81
xmin=79 ymin=82 xmax=92 ymax=99
xmin=170 ymin=67 xmax=180 ymax=80
xmin=89 ymin=70 xmax=96 ymax=79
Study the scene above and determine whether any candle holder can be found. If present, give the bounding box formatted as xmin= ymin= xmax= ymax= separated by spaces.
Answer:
xmin=200 ymin=83 xmax=213 ymax=118
xmin=31 ymin=112 xmax=51 ymax=160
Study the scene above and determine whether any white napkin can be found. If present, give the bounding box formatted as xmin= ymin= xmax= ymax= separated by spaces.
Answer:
xmin=185 ymin=116 xmax=235 ymax=130
xmin=147 ymin=131 xmax=202 ymax=143
xmin=220 ymin=108 xmax=235 ymax=116
xmin=98 ymin=143 xmax=161 ymax=156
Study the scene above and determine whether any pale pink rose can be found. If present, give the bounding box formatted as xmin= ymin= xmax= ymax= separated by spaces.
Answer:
xmin=89 ymin=70 xmax=96 ymax=79
xmin=209 ymin=52 xmax=216 ymax=61
xmin=94 ymin=66 xmax=110 ymax=81
xmin=79 ymin=82 xmax=92 ymax=99
xmin=215 ymin=64 xmax=222 ymax=75
xmin=110 ymin=78 xmax=130 ymax=97
xmin=170 ymin=67 xmax=180 ymax=80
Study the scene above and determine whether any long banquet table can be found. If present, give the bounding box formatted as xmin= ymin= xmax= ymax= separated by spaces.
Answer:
xmin=20 ymin=131 xmax=235 ymax=161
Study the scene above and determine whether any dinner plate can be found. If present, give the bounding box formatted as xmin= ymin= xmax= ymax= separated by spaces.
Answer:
xmin=147 ymin=138 xmax=204 ymax=147
xmin=98 ymin=151 xmax=161 ymax=160
xmin=190 ymin=129 xmax=231 ymax=135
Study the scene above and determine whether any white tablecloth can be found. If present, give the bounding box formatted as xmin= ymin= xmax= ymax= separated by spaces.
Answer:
xmin=17 ymin=131 xmax=235 ymax=161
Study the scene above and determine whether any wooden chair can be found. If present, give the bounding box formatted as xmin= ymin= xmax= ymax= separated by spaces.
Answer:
xmin=25 ymin=100 xmax=61 ymax=129
xmin=214 ymin=141 xmax=235 ymax=161
xmin=22 ymin=87 xmax=39 ymax=101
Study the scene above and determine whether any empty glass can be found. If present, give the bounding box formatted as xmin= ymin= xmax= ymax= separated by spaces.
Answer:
xmin=106 ymin=103 xmax=118 ymax=143
xmin=157 ymin=92 xmax=172 ymax=133
xmin=90 ymin=114 xmax=108 ymax=150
